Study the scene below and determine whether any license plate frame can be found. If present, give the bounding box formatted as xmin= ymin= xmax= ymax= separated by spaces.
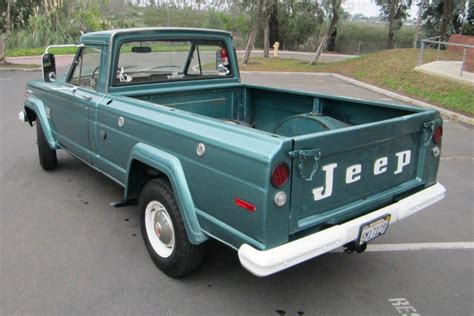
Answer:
xmin=357 ymin=214 xmax=391 ymax=245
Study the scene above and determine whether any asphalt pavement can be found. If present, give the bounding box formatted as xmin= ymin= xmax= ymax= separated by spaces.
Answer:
xmin=1 ymin=71 xmax=473 ymax=315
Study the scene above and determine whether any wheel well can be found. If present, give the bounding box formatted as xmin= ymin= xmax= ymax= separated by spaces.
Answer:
xmin=127 ymin=160 xmax=167 ymax=199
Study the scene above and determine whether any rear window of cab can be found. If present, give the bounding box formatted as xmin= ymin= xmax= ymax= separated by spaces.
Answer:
xmin=113 ymin=39 xmax=232 ymax=86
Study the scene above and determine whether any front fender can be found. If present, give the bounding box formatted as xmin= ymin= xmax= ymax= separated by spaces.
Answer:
xmin=24 ymin=97 xmax=59 ymax=149
xmin=126 ymin=143 xmax=207 ymax=245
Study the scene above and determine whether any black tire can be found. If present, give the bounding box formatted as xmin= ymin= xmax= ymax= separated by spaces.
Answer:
xmin=139 ymin=178 xmax=205 ymax=278
xmin=36 ymin=120 xmax=57 ymax=170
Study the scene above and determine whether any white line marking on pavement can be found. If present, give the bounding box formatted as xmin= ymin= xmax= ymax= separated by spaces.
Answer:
xmin=366 ymin=242 xmax=474 ymax=252
xmin=0 ymin=78 xmax=13 ymax=80
xmin=332 ymin=242 xmax=474 ymax=253
xmin=440 ymin=156 xmax=474 ymax=161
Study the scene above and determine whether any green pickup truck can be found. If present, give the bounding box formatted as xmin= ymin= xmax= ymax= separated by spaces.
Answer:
xmin=20 ymin=28 xmax=446 ymax=277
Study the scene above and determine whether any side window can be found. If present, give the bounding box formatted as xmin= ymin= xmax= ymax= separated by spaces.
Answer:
xmin=68 ymin=46 xmax=102 ymax=90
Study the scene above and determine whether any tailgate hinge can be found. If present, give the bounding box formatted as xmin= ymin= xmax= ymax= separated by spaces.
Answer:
xmin=288 ymin=148 xmax=322 ymax=181
xmin=422 ymin=119 xmax=442 ymax=146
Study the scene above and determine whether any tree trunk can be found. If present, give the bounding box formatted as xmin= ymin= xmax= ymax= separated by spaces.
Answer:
xmin=0 ymin=0 xmax=12 ymax=64
xmin=242 ymin=24 xmax=258 ymax=65
xmin=263 ymin=18 xmax=270 ymax=58
xmin=0 ymin=35 xmax=6 ymax=64
xmin=413 ymin=0 xmax=425 ymax=48
xmin=269 ymin=0 xmax=278 ymax=48
xmin=440 ymin=0 xmax=453 ymax=42
xmin=241 ymin=0 xmax=265 ymax=65
xmin=309 ymin=35 xmax=328 ymax=65
xmin=310 ymin=0 xmax=340 ymax=64
xmin=327 ymin=27 xmax=337 ymax=51
xmin=387 ymin=0 xmax=396 ymax=49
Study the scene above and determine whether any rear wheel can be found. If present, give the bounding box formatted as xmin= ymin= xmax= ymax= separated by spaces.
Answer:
xmin=139 ymin=178 xmax=205 ymax=278
xmin=36 ymin=121 xmax=57 ymax=170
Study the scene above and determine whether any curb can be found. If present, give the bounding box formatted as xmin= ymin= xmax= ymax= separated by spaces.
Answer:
xmin=330 ymin=73 xmax=473 ymax=125
xmin=0 ymin=67 xmax=41 ymax=72
xmin=236 ymin=50 xmax=359 ymax=59
xmin=241 ymin=71 xmax=473 ymax=125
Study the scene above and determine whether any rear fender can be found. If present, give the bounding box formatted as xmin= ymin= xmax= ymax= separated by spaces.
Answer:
xmin=126 ymin=143 xmax=207 ymax=245
xmin=24 ymin=97 xmax=59 ymax=149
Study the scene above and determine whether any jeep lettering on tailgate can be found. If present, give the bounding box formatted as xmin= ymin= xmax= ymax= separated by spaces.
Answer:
xmin=313 ymin=150 xmax=412 ymax=201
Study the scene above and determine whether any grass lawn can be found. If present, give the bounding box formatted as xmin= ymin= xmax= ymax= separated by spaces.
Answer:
xmin=5 ymin=47 xmax=78 ymax=57
xmin=240 ymin=49 xmax=474 ymax=116
xmin=5 ymin=44 xmax=217 ymax=57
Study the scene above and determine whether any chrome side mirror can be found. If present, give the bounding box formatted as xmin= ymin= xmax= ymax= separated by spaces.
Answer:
xmin=42 ymin=53 xmax=57 ymax=82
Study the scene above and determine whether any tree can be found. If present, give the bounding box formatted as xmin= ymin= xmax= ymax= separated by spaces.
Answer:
xmin=0 ymin=0 xmax=11 ymax=63
xmin=277 ymin=0 xmax=324 ymax=51
xmin=241 ymin=0 xmax=265 ymax=65
xmin=422 ymin=0 xmax=470 ymax=39
xmin=0 ymin=0 xmax=41 ymax=63
xmin=461 ymin=0 xmax=473 ymax=35
xmin=376 ymin=0 xmax=412 ymax=49
xmin=263 ymin=0 xmax=277 ymax=58
xmin=413 ymin=0 xmax=425 ymax=48
xmin=309 ymin=0 xmax=341 ymax=64
xmin=440 ymin=0 xmax=454 ymax=41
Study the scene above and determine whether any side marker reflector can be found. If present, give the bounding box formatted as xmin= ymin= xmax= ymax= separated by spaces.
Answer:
xmin=235 ymin=198 xmax=256 ymax=212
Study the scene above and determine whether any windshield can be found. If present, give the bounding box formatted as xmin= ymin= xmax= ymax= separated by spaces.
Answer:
xmin=113 ymin=40 xmax=232 ymax=86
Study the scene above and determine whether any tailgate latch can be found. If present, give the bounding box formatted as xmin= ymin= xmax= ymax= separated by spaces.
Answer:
xmin=289 ymin=149 xmax=321 ymax=181
xmin=422 ymin=119 xmax=442 ymax=146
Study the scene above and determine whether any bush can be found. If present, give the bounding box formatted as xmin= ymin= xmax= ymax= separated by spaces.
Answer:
xmin=7 ymin=12 xmax=75 ymax=48
xmin=333 ymin=21 xmax=416 ymax=54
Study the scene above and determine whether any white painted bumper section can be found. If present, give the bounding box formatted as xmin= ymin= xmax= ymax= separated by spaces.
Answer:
xmin=238 ymin=183 xmax=446 ymax=277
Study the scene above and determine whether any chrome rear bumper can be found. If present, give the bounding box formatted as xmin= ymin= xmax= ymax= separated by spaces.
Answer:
xmin=238 ymin=183 xmax=446 ymax=277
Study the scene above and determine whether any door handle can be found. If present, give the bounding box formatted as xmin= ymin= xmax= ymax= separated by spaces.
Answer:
xmin=81 ymin=95 xmax=93 ymax=101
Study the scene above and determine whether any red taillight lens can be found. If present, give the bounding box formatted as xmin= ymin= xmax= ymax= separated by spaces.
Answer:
xmin=234 ymin=198 xmax=256 ymax=212
xmin=221 ymin=48 xmax=229 ymax=66
xmin=433 ymin=126 xmax=443 ymax=145
xmin=271 ymin=163 xmax=289 ymax=188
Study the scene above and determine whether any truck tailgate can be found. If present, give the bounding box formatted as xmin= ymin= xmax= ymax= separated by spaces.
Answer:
xmin=289 ymin=112 xmax=439 ymax=234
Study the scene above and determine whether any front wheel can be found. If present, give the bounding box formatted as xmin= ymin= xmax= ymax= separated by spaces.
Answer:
xmin=139 ymin=178 xmax=205 ymax=278
xmin=36 ymin=121 xmax=57 ymax=170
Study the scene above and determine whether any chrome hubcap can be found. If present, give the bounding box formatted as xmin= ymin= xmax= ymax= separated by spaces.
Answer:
xmin=153 ymin=209 xmax=173 ymax=246
xmin=145 ymin=200 xmax=175 ymax=258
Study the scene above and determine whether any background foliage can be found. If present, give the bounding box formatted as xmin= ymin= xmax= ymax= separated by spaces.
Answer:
xmin=1 ymin=0 xmax=472 ymax=54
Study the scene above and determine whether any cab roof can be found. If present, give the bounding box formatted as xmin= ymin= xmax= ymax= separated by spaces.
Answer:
xmin=80 ymin=27 xmax=232 ymax=45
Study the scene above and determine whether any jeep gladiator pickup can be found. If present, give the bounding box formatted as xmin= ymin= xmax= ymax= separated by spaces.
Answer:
xmin=20 ymin=28 xmax=446 ymax=277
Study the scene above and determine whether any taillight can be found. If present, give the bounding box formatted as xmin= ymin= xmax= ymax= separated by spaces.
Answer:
xmin=271 ymin=163 xmax=289 ymax=188
xmin=221 ymin=48 xmax=229 ymax=66
xmin=433 ymin=126 xmax=443 ymax=145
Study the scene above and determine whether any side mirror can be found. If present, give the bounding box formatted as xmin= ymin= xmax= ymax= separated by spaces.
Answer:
xmin=42 ymin=53 xmax=57 ymax=82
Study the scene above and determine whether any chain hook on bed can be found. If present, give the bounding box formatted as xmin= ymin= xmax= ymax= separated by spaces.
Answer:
xmin=289 ymin=149 xmax=322 ymax=181
xmin=422 ymin=119 xmax=442 ymax=147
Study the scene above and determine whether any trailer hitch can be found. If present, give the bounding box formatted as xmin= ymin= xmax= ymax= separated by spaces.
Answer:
xmin=289 ymin=148 xmax=322 ymax=181
xmin=344 ymin=241 xmax=367 ymax=254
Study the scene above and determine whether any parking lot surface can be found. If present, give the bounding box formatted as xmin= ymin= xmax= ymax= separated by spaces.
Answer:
xmin=1 ymin=71 xmax=473 ymax=315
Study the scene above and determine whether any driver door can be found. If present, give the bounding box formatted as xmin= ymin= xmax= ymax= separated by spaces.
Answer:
xmin=49 ymin=45 xmax=104 ymax=164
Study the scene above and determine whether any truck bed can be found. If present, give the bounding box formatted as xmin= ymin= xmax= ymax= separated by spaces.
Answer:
xmin=127 ymin=84 xmax=420 ymax=137
xmin=122 ymin=84 xmax=440 ymax=235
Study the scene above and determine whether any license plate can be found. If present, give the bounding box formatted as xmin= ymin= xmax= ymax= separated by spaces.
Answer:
xmin=358 ymin=215 xmax=391 ymax=245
